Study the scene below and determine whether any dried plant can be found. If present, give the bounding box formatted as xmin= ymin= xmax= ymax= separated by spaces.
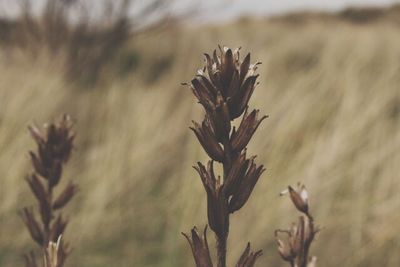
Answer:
xmin=182 ymin=46 xmax=266 ymax=267
xmin=275 ymin=184 xmax=319 ymax=267
xmin=21 ymin=114 xmax=77 ymax=267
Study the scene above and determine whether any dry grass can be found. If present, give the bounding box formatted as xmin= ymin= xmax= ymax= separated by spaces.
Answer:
xmin=0 ymin=14 xmax=399 ymax=267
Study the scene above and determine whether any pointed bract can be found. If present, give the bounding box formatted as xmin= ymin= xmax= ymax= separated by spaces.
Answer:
xmin=182 ymin=226 xmax=214 ymax=267
xmin=53 ymin=182 xmax=78 ymax=210
xmin=191 ymin=120 xmax=224 ymax=162
xmin=236 ymin=242 xmax=262 ymax=267
xmin=228 ymin=162 xmax=265 ymax=213
xmin=21 ymin=208 xmax=44 ymax=246
xmin=230 ymin=109 xmax=267 ymax=153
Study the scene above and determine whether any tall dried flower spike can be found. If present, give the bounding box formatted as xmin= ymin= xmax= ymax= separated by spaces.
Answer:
xmin=184 ymin=46 xmax=266 ymax=267
xmin=21 ymin=114 xmax=77 ymax=267
xmin=276 ymin=184 xmax=320 ymax=267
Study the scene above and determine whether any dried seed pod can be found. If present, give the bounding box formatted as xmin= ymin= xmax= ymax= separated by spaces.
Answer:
xmin=236 ymin=243 xmax=263 ymax=267
xmin=230 ymin=109 xmax=267 ymax=153
xmin=229 ymin=74 xmax=259 ymax=119
xmin=25 ymin=174 xmax=47 ymax=204
xmin=187 ymin=47 xmax=262 ymax=120
xmin=20 ymin=208 xmax=44 ymax=246
xmin=53 ymin=182 xmax=78 ymax=210
xmin=194 ymin=162 xmax=228 ymax=237
xmin=191 ymin=120 xmax=224 ymax=162
xmin=209 ymin=93 xmax=231 ymax=141
xmin=223 ymin=151 xmax=250 ymax=196
xmin=228 ymin=161 xmax=265 ymax=213
xmin=182 ymin=226 xmax=214 ymax=267
xmin=288 ymin=185 xmax=309 ymax=215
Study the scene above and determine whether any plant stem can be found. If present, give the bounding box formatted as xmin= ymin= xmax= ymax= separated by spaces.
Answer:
xmin=217 ymin=131 xmax=234 ymax=267
xmin=217 ymin=233 xmax=227 ymax=267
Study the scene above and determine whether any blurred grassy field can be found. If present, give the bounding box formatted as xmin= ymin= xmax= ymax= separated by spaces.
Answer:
xmin=1 ymin=13 xmax=400 ymax=267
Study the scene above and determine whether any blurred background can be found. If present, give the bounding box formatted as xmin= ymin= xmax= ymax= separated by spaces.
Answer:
xmin=0 ymin=0 xmax=400 ymax=266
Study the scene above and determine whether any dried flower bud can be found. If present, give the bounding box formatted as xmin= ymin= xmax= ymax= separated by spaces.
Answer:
xmin=223 ymin=151 xmax=250 ymax=196
xmin=25 ymin=174 xmax=47 ymax=204
xmin=46 ymin=115 xmax=74 ymax=163
xmin=53 ymin=182 xmax=78 ymax=210
xmin=230 ymin=109 xmax=267 ymax=153
xmin=28 ymin=115 xmax=74 ymax=188
xmin=208 ymin=93 xmax=231 ymax=141
xmin=229 ymin=74 xmax=259 ymax=119
xmin=29 ymin=151 xmax=44 ymax=178
xmin=236 ymin=242 xmax=262 ymax=267
xmin=20 ymin=208 xmax=44 ymax=245
xmin=182 ymin=226 xmax=214 ymax=267
xmin=194 ymin=162 xmax=228 ymax=237
xmin=191 ymin=76 xmax=217 ymax=112
xmin=288 ymin=184 xmax=309 ymax=214
xmin=188 ymin=47 xmax=261 ymax=120
xmin=228 ymin=160 xmax=265 ymax=213
xmin=191 ymin=120 xmax=224 ymax=162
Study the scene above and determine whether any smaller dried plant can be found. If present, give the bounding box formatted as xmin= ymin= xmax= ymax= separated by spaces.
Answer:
xmin=275 ymin=184 xmax=319 ymax=267
xmin=21 ymin=114 xmax=77 ymax=267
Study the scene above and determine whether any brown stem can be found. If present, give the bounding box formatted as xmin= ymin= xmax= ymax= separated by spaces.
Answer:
xmin=217 ymin=130 xmax=233 ymax=267
xmin=217 ymin=233 xmax=228 ymax=267
xmin=222 ymin=137 xmax=232 ymax=177
xmin=297 ymin=214 xmax=315 ymax=267
xmin=45 ymin=185 xmax=53 ymax=245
